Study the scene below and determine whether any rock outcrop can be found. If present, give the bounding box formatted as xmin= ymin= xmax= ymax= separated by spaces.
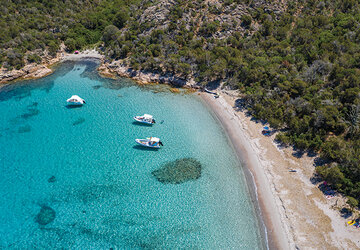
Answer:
xmin=99 ymin=61 xmax=197 ymax=88
xmin=0 ymin=64 xmax=52 ymax=84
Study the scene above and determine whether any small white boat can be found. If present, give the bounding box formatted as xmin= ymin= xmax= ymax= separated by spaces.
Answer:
xmin=66 ymin=95 xmax=85 ymax=106
xmin=134 ymin=114 xmax=155 ymax=125
xmin=135 ymin=137 xmax=163 ymax=148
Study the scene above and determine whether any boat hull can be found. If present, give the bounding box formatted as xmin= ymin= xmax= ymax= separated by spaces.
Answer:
xmin=134 ymin=117 xmax=154 ymax=125
xmin=67 ymin=102 xmax=84 ymax=106
xmin=135 ymin=139 xmax=160 ymax=148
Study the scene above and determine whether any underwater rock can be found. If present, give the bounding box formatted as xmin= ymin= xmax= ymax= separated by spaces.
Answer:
xmin=35 ymin=205 xmax=56 ymax=225
xmin=48 ymin=176 xmax=56 ymax=183
xmin=152 ymin=158 xmax=202 ymax=184
xmin=92 ymin=85 xmax=102 ymax=90
xmin=72 ymin=117 xmax=85 ymax=126
xmin=27 ymin=102 xmax=38 ymax=108
xmin=18 ymin=125 xmax=31 ymax=133
xmin=20 ymin=108 xmax=40 ymax=119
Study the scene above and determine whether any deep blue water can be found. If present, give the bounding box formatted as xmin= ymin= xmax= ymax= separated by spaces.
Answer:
xmin=0 ymin=61 xmax=264 ymax=249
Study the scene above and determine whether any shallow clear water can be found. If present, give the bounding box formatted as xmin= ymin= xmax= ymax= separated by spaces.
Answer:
xmin=0 ymin=61 xmax=264 ymax=249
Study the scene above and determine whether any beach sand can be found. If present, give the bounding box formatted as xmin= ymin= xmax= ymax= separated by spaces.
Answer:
xmin=200 ymin=91 xmax=360 ymax=249
xmin=62 ymin=49 xmax=104 ymax=61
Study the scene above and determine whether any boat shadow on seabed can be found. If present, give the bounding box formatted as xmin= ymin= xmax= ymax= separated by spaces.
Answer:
xmin=132 ymin=121 xmax=153 ymax=127
xmin=65 ymin=105 xmax=83 ymax=109
xmin=132 ymin=145 xmax=160 ymax=151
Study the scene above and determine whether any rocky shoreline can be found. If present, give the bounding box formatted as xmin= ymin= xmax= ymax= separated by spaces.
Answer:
xmin=0 ymin=49 xmax=104 ymax=85
xmin=0 ymin=55 xmax=61 ymax=85
xmin=0 ymin=50 xmax=200 ymax=90
xmin=98 ymin=61 xmax=198 ymax=88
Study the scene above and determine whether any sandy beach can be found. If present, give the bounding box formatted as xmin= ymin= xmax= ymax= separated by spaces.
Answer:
xmin=200 ymin=91 xmax=360 ymax=249
xmin=62 ymin=49 xmax=104 ymax=61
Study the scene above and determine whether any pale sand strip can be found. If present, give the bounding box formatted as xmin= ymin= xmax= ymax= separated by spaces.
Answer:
xmin=200 ymin=92 xmax=291 ymax=249
xmin=62 ymin=49 xmax=104 ymax=61
xmin=200 ymin=91 xmax=360 ymax=250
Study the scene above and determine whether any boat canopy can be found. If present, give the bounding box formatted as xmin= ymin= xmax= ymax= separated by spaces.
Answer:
xmin=67 ymin=95 xmax=82 ymax=101
xmin=150 ymin=137 xmax=160 ymax=142
xmin=143 ymin=114 xmax=153 ymax=119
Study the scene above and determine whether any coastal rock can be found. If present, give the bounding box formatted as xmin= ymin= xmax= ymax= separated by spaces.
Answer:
xmin=0 ymin=64 xmax=53 ymax=84
xmin=103 ymin=62 xmax=195 ymax=88
xmin=152 ymin=158 xmax=202 ymax=184
xmin=35 ymin=205 xmax=56 ymax=225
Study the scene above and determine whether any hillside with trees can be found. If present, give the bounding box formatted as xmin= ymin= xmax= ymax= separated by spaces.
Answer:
xmin=0 ymin=0 xmax=138 ymax=69
xmin=1 ymin=0 xmax=360 ymax=207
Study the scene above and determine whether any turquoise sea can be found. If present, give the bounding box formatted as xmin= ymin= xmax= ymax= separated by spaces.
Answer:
xmin=0 ymin=61 xmax=264 ymax=249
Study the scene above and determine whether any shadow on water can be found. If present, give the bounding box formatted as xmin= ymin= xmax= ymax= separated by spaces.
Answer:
xmin=72 ymin=117 xmax=85 ymax=126
xmin=65 ymin=105 xmax=83 ymax=109
xmin=132 ymin=145 xmax=159 ymax=151
xmin=132 ymin=121 xmax=153 ymax=127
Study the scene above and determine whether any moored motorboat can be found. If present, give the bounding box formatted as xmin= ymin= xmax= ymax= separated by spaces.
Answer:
xmin=66 ymin=95 xmax=85 ymax=106
xmin=135 ymin=137 xmax=163 ymax=148
xmin=134 ymin=114 xmax=155 ymax=125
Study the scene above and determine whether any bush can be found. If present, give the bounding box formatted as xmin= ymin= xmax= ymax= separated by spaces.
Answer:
xmin=346 ymin=196 xmax=359 ymax=209
xmin=102 ymin=25 xmax=120 ymax=44
xmin=64 ymin=38 xmax=76 ymax=52
xmin=27 ymin=54 xmax=42 ymax=64
xmin=241 ymin=15 xmax=252 ymax=28
xmin=113 ymin=8 xmax=129 ymax=29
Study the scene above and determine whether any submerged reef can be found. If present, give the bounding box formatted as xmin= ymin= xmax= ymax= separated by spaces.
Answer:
xmin=48 ymin=176 xmax=56 ymax=183
xmin=92 ymin=85 xmax=102 ymax=90
xmin=18 ymin=125 xmax=31 ymax=133
xmin=21 ymin=108 xmax=40 ymax=119
xmin=152 ymin=158 xmax=201 ymax=184
xmin=35 ymin=205 xmax=56 ymax=225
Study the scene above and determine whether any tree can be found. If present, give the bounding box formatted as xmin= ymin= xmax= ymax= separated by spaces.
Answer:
xmin=64 ymin=38 xmax=76 ymax=52
xmin=346 ymin=196 xmax=359 ymax=209
xmin=102 ymin=25 xmax=120 ymax=44
xmin=113 ymin=8 xmax=129 ymax=29
xmin=345 ymin=105 xmax=360 ymax=137
xmin=241 ymin=15 xmax=252 ymax=28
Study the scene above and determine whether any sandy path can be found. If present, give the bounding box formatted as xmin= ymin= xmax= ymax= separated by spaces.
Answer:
xmin=200 ymin=91 xmax=360 ymax=250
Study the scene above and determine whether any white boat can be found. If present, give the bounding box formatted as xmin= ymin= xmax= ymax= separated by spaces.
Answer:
xmin=135 ymin=137 xmax=163 ymax=148
xmin=134 ymin=114 xmax=155 ymax=125
xmin=66 ymin=95 xmax=85 ymax=106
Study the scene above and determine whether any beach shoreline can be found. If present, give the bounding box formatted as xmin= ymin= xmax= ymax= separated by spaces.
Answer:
xmin=200 ymin=91 xmax=360 ymax=249
xmin=200 ymin=93 xmax=290 ymax=249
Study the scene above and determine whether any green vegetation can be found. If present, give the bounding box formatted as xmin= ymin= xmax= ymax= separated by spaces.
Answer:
xmin=0 ymin=0 xmax=139 ymax=69
xmin=1 ymin=0 xmax=360 ymax=206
